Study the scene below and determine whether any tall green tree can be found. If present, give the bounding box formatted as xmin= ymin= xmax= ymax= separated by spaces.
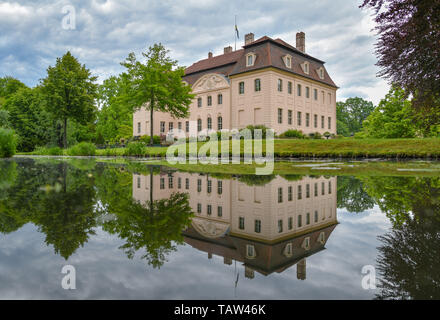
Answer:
xmin=358 ymin=86 xmax=416 ymax=138
xmin=336 ymin=97 xmax=375 ymax=136
xmin=121 ymin=43 xmax=194 ymax=145
xmin=0 ymin=76 xmax=27 ymax=107
xmin=41 ymin=51 xmax=98 ymax=148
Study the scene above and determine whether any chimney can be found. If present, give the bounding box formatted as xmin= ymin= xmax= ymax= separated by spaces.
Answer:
xmin=224 ymin=46 xmax=232 ymax=54
xmin=208 ymin=51 xmax=213 ymax=59
xmin=244 ymin=33 xmax=254 ymax=46
xmin=296 ymin=32 xmax=305 ymax=53
xmin=297 ymin=259 xmax=306 ymax=280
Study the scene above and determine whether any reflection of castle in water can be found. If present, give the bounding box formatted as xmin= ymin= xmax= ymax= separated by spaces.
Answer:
xmin=133 ymin=171 xmax=338 ymax=280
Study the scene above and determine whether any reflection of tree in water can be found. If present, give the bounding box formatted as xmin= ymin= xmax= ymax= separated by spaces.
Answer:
xmin=336 ymin=176 xmax=375 ymax=213
xmin=0 ymin=159 xmax=98 ymax=259
xmin=365 ymin=176 xmax=440 ymax=299
xmin=96 ymin=166 xmax=193 ymax=269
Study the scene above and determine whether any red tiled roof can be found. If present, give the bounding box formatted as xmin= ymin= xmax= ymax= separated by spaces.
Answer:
xmin=183 ymin=35 xmax=337 ymax=88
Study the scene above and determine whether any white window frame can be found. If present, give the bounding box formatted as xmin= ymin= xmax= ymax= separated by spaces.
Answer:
xmin=246 ymin=53 xmax=256 ymax=67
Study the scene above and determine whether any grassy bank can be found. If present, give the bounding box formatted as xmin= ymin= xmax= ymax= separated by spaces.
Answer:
xmin=17 ymin=138 xmax=440 ymax=159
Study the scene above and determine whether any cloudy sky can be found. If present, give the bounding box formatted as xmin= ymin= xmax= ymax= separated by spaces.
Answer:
xmin=0 ymin=0 xmax=389 ymax=105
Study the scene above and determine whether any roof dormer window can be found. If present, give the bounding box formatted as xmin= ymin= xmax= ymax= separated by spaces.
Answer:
xmin=283 ymin=55 xmax=292 ymax=68
xmin=246 ymin=53 xmax=256 ymax=67
xmin=302 ymin=61 xmax=310 ymax=74
xmin=318 ymin=67 xmax=325 ymax=79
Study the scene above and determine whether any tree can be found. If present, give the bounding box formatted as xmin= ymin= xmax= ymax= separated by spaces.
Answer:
xmin=358 ymin=86 xmax=416 ymax=138
xmin=96 ymin=75 xmax=133 ymax=144
xmin=121 ymin=43 xmax=194 ymax=145
xmin=337 ymin=97 xmax=375 ymax=136
xmin=360 ymin=0 xmax=440 ymax=113
xmin=3 ymin=87 xmax=55 ymax=151
xmin=0 ymin=109 xmax=9 ymax=128
xmin=0 ymin=76 xmax=26 ymax=107
xmin=41 ymin=51 xmax=98 ymax=148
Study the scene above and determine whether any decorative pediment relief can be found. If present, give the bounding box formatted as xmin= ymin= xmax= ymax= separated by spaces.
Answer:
xmin=192 ymin=73 xmax=230 ymax=93
xmin=191 ymin=217 xmax=230 ymax=239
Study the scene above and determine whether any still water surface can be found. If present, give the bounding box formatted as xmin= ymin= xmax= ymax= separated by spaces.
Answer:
xmin=0 ymin=157 xmax=439 ymax=299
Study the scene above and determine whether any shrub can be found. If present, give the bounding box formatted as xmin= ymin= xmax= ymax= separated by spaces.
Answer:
xmin=124 ymin=142 xmax=146 ymax=156
xmin=308 ymin=132 xmax=322 ymax=139
xmin=67 ymin=142 xmax=96 ymax=156
xmin=33 ymin=146 xmax=63 ymax=155
xmin=279 ymin=129 xmax=305 ymax=139
xmin=0 ymin=128 xmax=17 ymax=158
xmin=245 ymin=125 xmax=269 ymax=139
xmin=323 ymin=132 xmax=331 ymax=139
xmin=140 ymin=135 xmax=161 ymax=145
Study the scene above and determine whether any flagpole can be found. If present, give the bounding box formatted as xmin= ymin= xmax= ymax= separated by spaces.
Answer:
xmin=234 ymin=15 xmax=237 ymax=51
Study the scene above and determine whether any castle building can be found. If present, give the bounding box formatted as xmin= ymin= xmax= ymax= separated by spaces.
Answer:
xmin=133 ymin=32 xmax=338 ymax=137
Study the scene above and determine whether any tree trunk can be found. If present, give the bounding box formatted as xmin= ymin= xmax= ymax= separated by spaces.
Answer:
xmin=150 ymin=93 xmax=154 ymax=146
xmin=63 ymin=118 xmax=68 ymax=149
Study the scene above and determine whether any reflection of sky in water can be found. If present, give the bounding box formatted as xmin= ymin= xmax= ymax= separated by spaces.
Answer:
xmin=0 ymin=206 xmax=391 ymax=299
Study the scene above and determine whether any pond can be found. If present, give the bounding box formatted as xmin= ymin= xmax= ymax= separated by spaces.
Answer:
xmin=0 ymin=157 xmax=439 ymax=299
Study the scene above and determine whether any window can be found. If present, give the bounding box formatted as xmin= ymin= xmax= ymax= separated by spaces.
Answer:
xmin=303 ymin=62 xmax=309 ymax=74
xmin=297 ymin=84 xmax=302 ymax=96
xmin=137 ymin=122 xmax=141 ymax=134
xmin=246 ymin=245 xmax=256 ymax=259
xmin=197 ymin=119 xmax=202 ymax=132
xmin=322 ymin=91 xmax=325 ymax=103
xmin=207 ymin=204 xmax=212 ymax=216
xmin=207 ymin=117 xmax=212 ymax=130
xmin=178 ymin=177 xmax=181 ymax=189
xmin=218 ymin=206 xmax=223 ymax=217
xmin=298 ymin=185 xmax=302 ymax=200
xmin=137 ymin=176 xmax=141 ymax=189
xmin=285 ymin=56 xmax=292 ymax=68
xmin=277 ymin=79 xmax=283 ymax=92
xmin=322 ymin=182 xmax=325 ymax=195
xmin=197 ymin=97 xmax=202 ymax=108
xmin=297 ymin=111 xmax=302 ymax=126
xmin=207 ymin=96 xmax=212 ymax=106
xmin=314 ymin=88 xmax=318 ymax=100
xmin=288 ymin=110 xmax=292 ymax=125
xmin=207 ymin=180 xmax=212 ymax=193
xmin=278 ymin=187 xmax=283 ymax=203
xmin=321 ymin=116 xmax=325 ymax=129
xmin=278 ymin=108 xmax=283 ymax=124
xmin=197 ymin=179 xmax=202 ymax=192
xmin=255 ymin=220 xmax=261 ymax=233
xmin=185 ymin=121 xmax=189 ymax=133
xmin=298 ymin=215 xmax=302 ymax=227
xmin=314 ymin=183 xmax=318 ymax=196
xmin=278 ymin=219 xmax=283 ymax=233
xmin=160 ymin=121 xmax=165 ymax=133
xmin=319 ymin=68 xmax=324 ymax=79
xmin=239 ymin=217 xmax=245 ymax=230
xmin=328 ymin=117 xmax=332 ymax=130
xmin=306 ymin=113 xmax=310 ymax=127
xmin=306 ymin=87 xmax=310 ymax=98
xmin=197 ymin=203 xmax=202 ymax=213
xmin=246 ymin=54 xmax=255 ymax=66
xmin=328 ymin=93 xmax=332 ymax=105
xmin=314 ymin=114 xmax=317 ymax=128
xmin=178 ymin=122 xmax=182 ymax=130
xmin=255 ymin=78 xmax=261 ymax=92
xmin=306 ymin=212 xmax=310 ymax=225
xmin=315 ymin=210 xmax=319 ymax=223
xmin=185 ymin=178 xmax=189 ymax=189
xmin=288 ymin=81 xmax=292 ymax=94
xmin=306 ymin=184 xmax=310 ymax=198
xmin=239 ymin=81 xmax=244 ymax=94
xmin=168 ymin=175 xmax=173 ymax=188
xmin=169 ymin=122 xmax=173 ymax=132
xmin=218 ymin=94 xmax=223 ymax=105
xmin=288 ymin=217 xmax=293 ymax=230
xmin=288 ymin=186 xmax=292 ymax=201
xmin=160 ymin=178 xmax=165 ymax=189
xmin=217 ymin=116 xmax=223 ymax=130
xmin=328 ymin=181 xmax=332 ymax=194
xmin=217 ymin=181 xmax=223 ymax=194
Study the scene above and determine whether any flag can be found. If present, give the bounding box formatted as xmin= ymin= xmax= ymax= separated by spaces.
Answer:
xmin=235 ymin=24 xmax=239 ymax=39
